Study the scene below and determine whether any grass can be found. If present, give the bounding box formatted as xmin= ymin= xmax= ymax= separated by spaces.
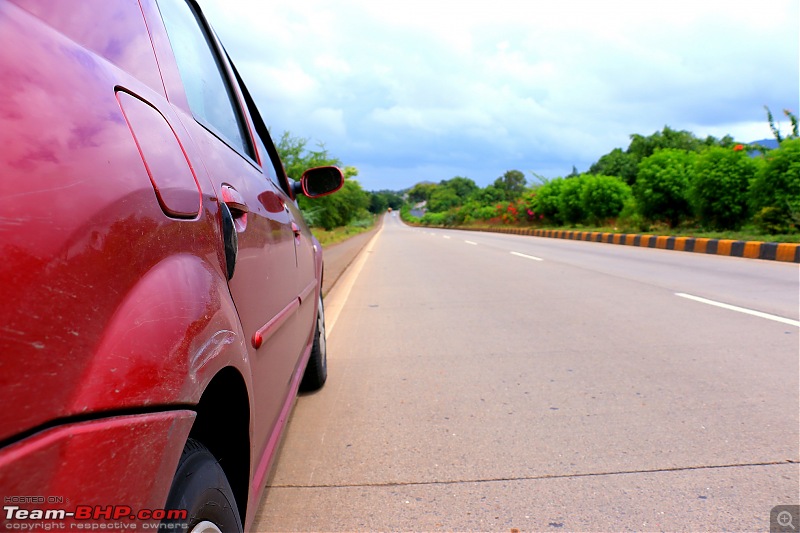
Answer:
xmin=312 ymin=216 xmax=377 ymax=247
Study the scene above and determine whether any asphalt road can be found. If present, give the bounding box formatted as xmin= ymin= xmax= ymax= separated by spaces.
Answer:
xmin=254 ymin=214 xmax=799 ymax=532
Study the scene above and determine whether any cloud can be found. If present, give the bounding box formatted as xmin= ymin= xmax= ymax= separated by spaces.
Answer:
xmin=202 ymin=0 xmax=799 ymax=190
xmin=309 ymin=107 xmax=347 ymax=138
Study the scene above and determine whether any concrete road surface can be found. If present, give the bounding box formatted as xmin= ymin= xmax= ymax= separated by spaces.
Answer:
xmin=254 ymin=214 xmax=799 ymax=532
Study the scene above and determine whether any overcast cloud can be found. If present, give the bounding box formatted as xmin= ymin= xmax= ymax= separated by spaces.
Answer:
xmin=202 ymin=0 xmax=799 ymax=191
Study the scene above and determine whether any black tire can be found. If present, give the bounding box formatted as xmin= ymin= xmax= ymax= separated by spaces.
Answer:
xmin=162 ymin=439 xmax=242 ymax=533
xmin=300 ymin=295 xmax=327 ymax=391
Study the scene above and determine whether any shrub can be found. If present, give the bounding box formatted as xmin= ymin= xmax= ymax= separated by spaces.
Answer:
xmin=532 ymin=178 xmax=564 ymax=224
xmin=420 ymin=212 xmax=446 ymax=226
xmin=454 ymin=201 xmax=478 ymax=225
xmin=690 ymin=146 xmax=757 ymax=230
xmin=753 ymin=206 xmax=793 ymax=234
xmin=494 ymin=201 xmax=522 ymax=224
xmin=349 ymin=210 xmax=375 ymax=228
xmin=634 ymin=149 xmax=696 ymax=227
xmin=558 ymin=176 xmax=588 ymax=225
xmin=418 ymin=210 xmax=457 ymax=226
xmin=616 ymin=197 xmax=649 ymax=233
xmin=580 ymin=174 xmax=632 ymax=224
xmin=476 ymin=205 xmax=497 ymax=221
xmin=749 ymin=138 xmax=800 ymax=232
xmin=517 ymin=189 xmax=543 ymax=223
xmin=456 ymin=201 xmax=496 ymax=223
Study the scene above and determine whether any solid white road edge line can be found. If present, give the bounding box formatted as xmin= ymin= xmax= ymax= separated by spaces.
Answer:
xmin=675 ymin=292 xmax=800 ymax=328
xmin=511 ymin=251 xmax=544 ymax=261
xmin=325 ymin=225 xmax=384 ymax=338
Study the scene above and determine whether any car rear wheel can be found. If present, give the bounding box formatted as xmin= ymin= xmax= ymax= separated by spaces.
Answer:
xmin=162 ymin=439 xmax=242 ymax=533
xmin=300 ymin=295 xmax=327 ymax=391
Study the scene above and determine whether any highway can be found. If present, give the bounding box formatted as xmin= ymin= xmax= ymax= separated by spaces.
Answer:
xmin=254 ymin=213 xmax=799 ymax=532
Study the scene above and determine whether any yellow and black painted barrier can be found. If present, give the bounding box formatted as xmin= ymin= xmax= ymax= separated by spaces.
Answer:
xmin=450 ymin=226 xmax=800 ymax=263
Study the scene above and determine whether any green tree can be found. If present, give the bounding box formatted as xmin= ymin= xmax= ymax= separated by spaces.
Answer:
xmin=589 ymin=126 xmax=742 ymax=191
xmin=440 ymin=176 xmax=479 ymax=200
xmin=588 ymin=148 xmax=638 ymax=185
xmin=701 ymin=134 xmax=736 ymax=149
xmin=369 ymin=193 xmax=388 ymax=214
xmin=425 ymin=176 xmax=478 ymax=213
xmin=633 ymin=149 xmax=696 ymax=228
xmin=276 ymin=131 xmax=339 ymax=180
xmin=493 ymin=170 xmax=527 ymax=200
xmin=368 ymin=190 xmax=404 ymax=214
xmin=408 ymin=182 xmax=437 ymax=203
xmin=627 ymin=126 xmax=703 ymax=163
xmin=469 ymin=185 xmax=505 ymax=205
xmin=690 ymin=147 xmax=757 ymax=230
xmin=428 ymin=187 xmax=461 ymax=213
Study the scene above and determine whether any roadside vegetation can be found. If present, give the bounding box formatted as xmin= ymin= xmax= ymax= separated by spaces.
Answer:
xmin=276 ymin=132 xmax=403 ymax=246
xmin=402 ymin=108 xmax=800 ymax=243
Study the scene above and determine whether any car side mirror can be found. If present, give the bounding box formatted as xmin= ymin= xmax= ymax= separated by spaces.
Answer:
xmin=293 ymin=166 xmax=344 ymax=198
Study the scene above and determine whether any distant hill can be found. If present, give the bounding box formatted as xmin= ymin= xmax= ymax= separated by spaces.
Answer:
xmin=745 ymin=138 xmax=779 ymax=158
xmin=749 ymin=138 xmax=780 ymax=149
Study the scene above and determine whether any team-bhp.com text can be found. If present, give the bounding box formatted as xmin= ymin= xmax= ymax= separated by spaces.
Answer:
xmin=3 ymin=505 xmax=188 ymax=531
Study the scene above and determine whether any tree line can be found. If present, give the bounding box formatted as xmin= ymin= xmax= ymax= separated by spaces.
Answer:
xmin=406 ymin=109 xmax=800 ymax=235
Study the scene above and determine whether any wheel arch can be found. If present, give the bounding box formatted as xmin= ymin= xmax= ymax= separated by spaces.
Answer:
xmin=188 ymin=366 xmax=251 ymax=524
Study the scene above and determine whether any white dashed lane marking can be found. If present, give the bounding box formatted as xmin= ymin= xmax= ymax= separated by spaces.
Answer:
xmin=676 ymin=293 xmax=800 ymax=327
xmin=511 ymin=251 xmax=544 ymax=262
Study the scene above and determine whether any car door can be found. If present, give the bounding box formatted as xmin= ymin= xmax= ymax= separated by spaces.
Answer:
xmin=228 ymin=61 xmax=321 ymax=354
xmin=290 ymin=203 xmax=320 ymax=342
xmin=153 ymin=0 xmax=304 ymax=449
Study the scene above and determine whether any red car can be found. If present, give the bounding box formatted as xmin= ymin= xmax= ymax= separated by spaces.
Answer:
xmin=0 ymin=0 xmax=342 ymax=530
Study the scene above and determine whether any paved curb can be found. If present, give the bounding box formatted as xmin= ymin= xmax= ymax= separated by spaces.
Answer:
xmin=434 ymin=225 xmax=800 ymax=263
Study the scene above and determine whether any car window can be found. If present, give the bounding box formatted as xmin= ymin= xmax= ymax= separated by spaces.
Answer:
xmin=157 ymin=0 xmax=253 ymax=158
xmin=227 ymin=57 xmax=291 ymax=192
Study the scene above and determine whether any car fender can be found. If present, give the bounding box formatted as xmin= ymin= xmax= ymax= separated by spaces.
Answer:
xmin=69 ymin=253 xmax=253 ymax=414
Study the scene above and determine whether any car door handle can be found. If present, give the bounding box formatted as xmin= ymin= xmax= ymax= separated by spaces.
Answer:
xmin=220 ymin=185 xmax=249 ymax=216
xmin=291 ymin=222 xmax=301 ymax=238
xmin=220 ymin=184 xmax=248 ymax=233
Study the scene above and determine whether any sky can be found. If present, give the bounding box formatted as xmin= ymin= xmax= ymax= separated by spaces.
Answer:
xmin=201 ymin=0 xmax=799 ymax=192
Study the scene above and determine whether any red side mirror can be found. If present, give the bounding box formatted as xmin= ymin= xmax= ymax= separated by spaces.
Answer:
xmin=300 ymin=166 xmax=344 ymax=198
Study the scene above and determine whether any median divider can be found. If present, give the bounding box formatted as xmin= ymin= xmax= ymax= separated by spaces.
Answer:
xmin=438 ymin=225 xmax=800 ymax=263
